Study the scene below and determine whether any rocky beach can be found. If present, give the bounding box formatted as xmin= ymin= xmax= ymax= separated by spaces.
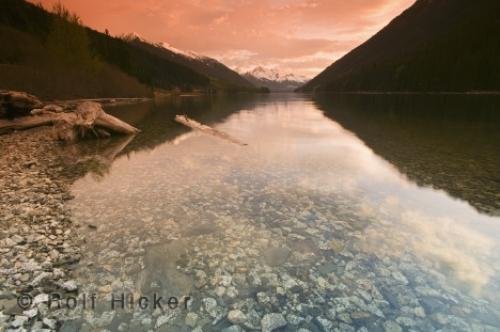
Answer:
xmin=1 ymin=94 xmax=500 ymax=332
xmin=0 ymin=127 xmax=83 ymax=331
xmin=0 ymin=90 xmax=144 ymax=331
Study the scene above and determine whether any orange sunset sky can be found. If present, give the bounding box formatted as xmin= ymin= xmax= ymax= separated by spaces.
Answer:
xmin=32 ymin=0 xmax=415 ymax=78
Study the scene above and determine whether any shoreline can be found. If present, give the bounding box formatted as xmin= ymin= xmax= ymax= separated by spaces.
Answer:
xmin=54 ymin=97 xmax=152 ymax=108
xmin=302 ymin=91 xmax=500 ymax=95
xmin=0 ymin=127 xmax=84 ymax=330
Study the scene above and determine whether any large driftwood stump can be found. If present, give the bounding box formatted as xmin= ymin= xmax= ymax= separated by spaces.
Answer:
xmin=54 ymin=101 xmax=140 ymax=141
xmin=0 ymin=100 xmax=140 ymax=141
xmin=0 ymin=91 xmax=43 ymax=118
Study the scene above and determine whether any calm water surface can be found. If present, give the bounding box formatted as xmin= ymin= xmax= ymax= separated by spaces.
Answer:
xmin=61 ymin=94 xmax=500 ymax=331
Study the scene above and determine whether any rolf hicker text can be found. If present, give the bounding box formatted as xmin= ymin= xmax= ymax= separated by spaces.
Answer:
xmin=43 ymin=293 xmax=191 ymax=311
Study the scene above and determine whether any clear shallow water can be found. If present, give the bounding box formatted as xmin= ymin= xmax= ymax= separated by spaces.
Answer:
xmin=62 ymin=94 xmax=500 ymax=331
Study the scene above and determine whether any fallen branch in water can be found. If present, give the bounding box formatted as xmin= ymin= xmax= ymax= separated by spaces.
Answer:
xmin=174 ymin=114 xmax=247 ymax=146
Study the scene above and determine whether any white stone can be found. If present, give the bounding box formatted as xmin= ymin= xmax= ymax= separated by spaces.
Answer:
xmin=202 ymin=297 xmax=217 ymax=313
xmin=42 ymin=317 xmax=56 ymax=329
xmin=33 ymin=293 xmax=49 ymax=305
xmin=185 ymin=312 xmax=199 ymax=328
xmin=23 ymin=308 xmax=38 ymax=318
xmin=228 ymin=310 xmax=247 ymax=324
xmin=11 ymin=315 xmax=28 ymax=328
xmin=156 ymin=313 xmax=175 ymax=328
xmin=61 ymin=280 xmax=78 ymax=291
xmin=315 ymin=316 xmax=333 ymax=331
xmin=261 ymin=313 xmax=287 ymax=332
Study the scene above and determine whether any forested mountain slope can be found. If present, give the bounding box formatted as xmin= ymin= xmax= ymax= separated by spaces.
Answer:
xmin=299 ymin=0 xmax=500 ymax=93
xmin=0 ymin=0 xmax=252 ymax=98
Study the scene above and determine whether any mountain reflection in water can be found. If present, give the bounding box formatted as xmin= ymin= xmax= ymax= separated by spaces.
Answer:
xmin=60 ymin=94 xmax=500 ymax=331
xmin=314 ymin=94 xmax=500 ymax=216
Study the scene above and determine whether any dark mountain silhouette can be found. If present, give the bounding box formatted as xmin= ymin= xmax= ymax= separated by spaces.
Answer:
xmin=0 ymin=0 xmax=257 ymax=98
xmin=121 ymin=35 xmax=256 ymax=92
xmin=299 ymin=0 xmax=500 ymax=93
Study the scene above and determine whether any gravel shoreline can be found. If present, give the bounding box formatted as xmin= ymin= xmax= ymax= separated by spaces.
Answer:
xmin=0 ymin=128 xmax=84 ymax=331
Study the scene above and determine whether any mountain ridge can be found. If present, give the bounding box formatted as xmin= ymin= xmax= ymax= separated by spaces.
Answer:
xmin=299 ymin=0 xmax=500 ymax=93
xmin=121 ymin=33 xmax=256 ymax=89
xmin=0 ymin=0 xmax=257 ymax=98
xmin=121 ymin=34 xmax=256 ymax=91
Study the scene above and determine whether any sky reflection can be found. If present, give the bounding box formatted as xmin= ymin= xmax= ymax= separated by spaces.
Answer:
xmin=69 ymin=95 xmax=500 ymax=328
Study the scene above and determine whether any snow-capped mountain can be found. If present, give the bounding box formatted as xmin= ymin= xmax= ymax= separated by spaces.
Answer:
xmin=122 ymin=33 xmax=205 ymax=60
xmin=157 ymin=42 xmax=206 ymax=60
xmin=242 ymin=66 xmax=309 ymax=91
xmin=121 ymin=33 xmax=255 ymax=89
xmin=247 ymin=66 xmax=308 ymax=82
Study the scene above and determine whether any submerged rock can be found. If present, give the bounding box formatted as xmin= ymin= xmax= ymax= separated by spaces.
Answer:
xmin=328 ymin=239 xmax=345 ymax=253
xmin=261 ymin=313 xmax=287 ymax=332
xmin=383 ymin=320 xmax=402 ymax=332
xmin=60 ymin=280 xmax=78 ymax=291
xmin=156 ymin=313 xmax=175 ymax=328
xmin=228 ymin=309 xmax=247 ymax=324
xmin=185 ymin=312 xmax=199 ymax=328
xmin=11 ymin=315 xmax=29 ymax=328
xmin=314 ymin=316 xmax=333 ymax=331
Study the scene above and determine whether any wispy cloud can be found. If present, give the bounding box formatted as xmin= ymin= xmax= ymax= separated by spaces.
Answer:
xmin=33 ymin=0 xmax=415 ymax=78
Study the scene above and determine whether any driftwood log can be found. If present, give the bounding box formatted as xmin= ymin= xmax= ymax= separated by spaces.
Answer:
xmin=174 ymin=114 xmax=247 ymax=146
xmin=0 ymin=91 xmax=43 ymax=118
xmin=0 ymin=99 xmax=139 ymax=141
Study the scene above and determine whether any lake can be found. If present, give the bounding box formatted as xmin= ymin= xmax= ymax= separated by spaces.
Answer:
xmin=61 ymin=93 xmax=500 ymax=331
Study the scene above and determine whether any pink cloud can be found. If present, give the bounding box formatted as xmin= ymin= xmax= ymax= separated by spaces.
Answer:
xmin=32 ymin=0 xmax=415 ymax=78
